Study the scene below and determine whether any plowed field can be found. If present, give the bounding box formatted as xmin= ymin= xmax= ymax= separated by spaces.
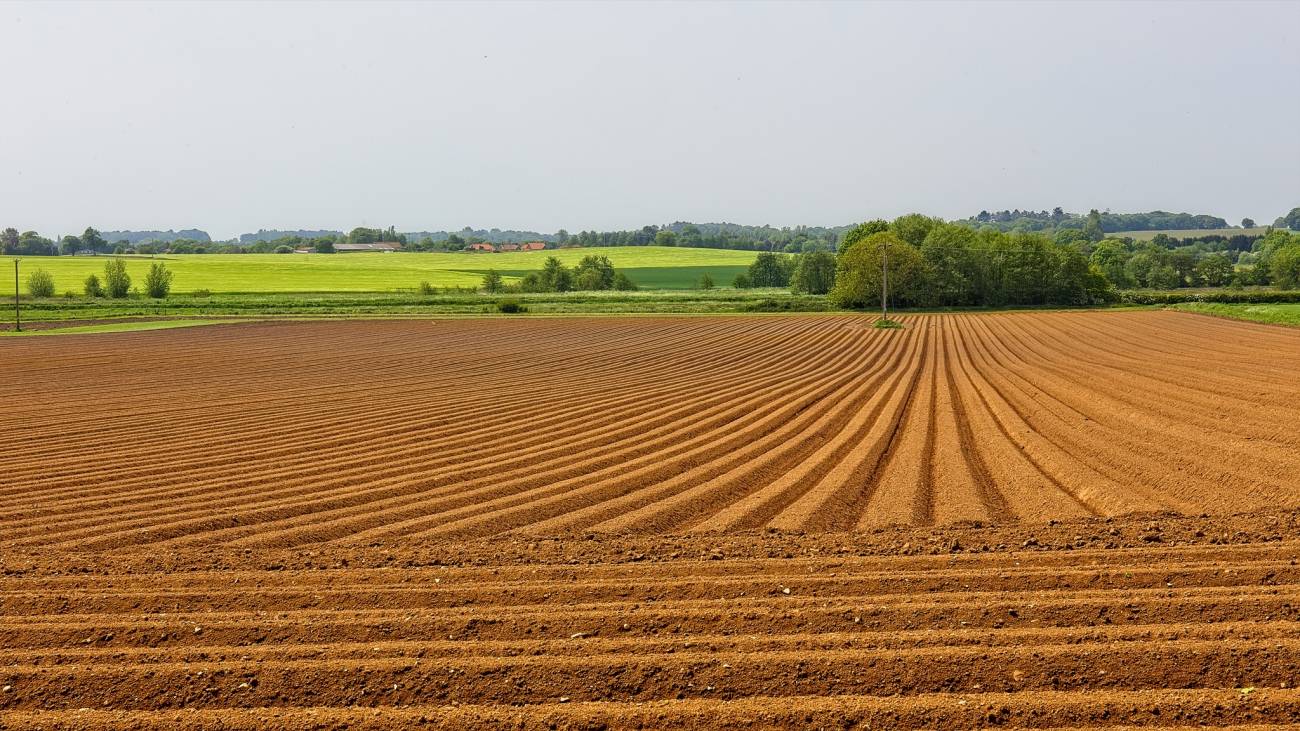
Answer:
xmin=2 ymin=311 xmax=1299 ymax=728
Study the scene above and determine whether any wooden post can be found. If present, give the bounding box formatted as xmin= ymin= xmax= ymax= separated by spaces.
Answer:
xmin=13 ymin=259 xmax=20 ymax=333
xmin=880 ymin=237 xmax=889 ymax=323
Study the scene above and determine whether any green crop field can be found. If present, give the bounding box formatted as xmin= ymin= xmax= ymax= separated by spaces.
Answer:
xmin=2 ymin=247 xmax=758 ymax=295
xmin=1116 ymin=227 xmax=1271 ymax=241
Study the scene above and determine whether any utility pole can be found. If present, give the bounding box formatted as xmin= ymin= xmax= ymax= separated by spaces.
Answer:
xmin=880 ymin=236 xmax=889 ymax=323
xmin=13 ymin=259 xmax=20 ymax=333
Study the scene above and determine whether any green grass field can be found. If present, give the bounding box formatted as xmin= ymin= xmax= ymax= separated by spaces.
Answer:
xmin=1173 ymin=302 xmax=1300 ymax=327
xmin=1116 ymin=227 xmax=1271 ymax=241
xmin=2 ymin=247 xmax=757 ymax=296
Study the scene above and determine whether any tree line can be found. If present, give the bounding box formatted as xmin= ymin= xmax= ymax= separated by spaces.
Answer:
xmin=477 ymin=255 xmax=638 ymax=295
xmin=20 ymin=260 xmax=175 ymax=300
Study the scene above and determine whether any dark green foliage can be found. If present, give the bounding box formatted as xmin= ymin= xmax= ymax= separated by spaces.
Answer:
xmin=837 ymin=220 xmax=889 ymax=258
xmin=26 ymin=269 xmax=55 ymax=298
xmin=790 ymin=251 xmax=836 ymax=294
xmin=103 ymin=260 xmax=131 ymax=299
xmin=747 ymin=252 xmax=793 ymax=287
xmin=698 ymin=273 xmax=715 ymax=290
xmin=144 ymin=262 xmax=174 ymax=298
xmin=573 ymin=255 xmax=616 ymax=290
xmin=732 ymin=272 xmax=752 ymax=289
xmin=496 ymin=299 xmax=528 ymax=313
xmin=891 ymin=214 xmax=941 ymax=247
xmin=829 ymin=232 xmax=931 ymax=309
xmin=83 ymin=274 xmax=105 ymax=298
xmin=314 ymin=240 xmax=336 ymax=254
xmin=539 ymin=257 xmax=573 ymax=292
xmin=481 ymin=269 xmax=504 ymax=294
xmin=873 ymin=318 xmax=905 ymax=329
xmin=1280 ymin=207 xmax=1300 ymax=231
xmin=418 ymin=281 xmax=436 ymax=295
xmin=612 ymin=272 xmax=638 ymax=291
xmin=275 ymin=245 xmax=293 ymax=254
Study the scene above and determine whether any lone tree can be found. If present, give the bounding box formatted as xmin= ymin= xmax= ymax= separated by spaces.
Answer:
xmin=81 ymin=227 xmax=106 ymax=254
xmin=698 ymin=273 xmax=715 ymax=290
xmin=104 ymin=259 xmax=131 ymax=298
xmin=481 ymin=269 xmax=504 ymax=293
xmin=828 ymin=232 xmax=930 ymax=309
xmin=1242 ymin=217 xmax=1256 ymax=229
xmin=144 ymin=262 xmax=173 ymax=298
xmin=84 ymin=274 xmax=105 ymax=297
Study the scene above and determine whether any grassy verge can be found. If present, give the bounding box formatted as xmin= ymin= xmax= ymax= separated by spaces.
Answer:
xmin=1 ymin=320 xmax=240 ymax=337
xmin=2 ymin=289 xmax=831 ymax=324
xmin=1171 ymin=302 xmax=1300 ymax=327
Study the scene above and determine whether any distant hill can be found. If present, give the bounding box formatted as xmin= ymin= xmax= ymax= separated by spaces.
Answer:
xmin=239 ymin=229 xmax=343 ymax=244
xmin=955 ymin=210 xmax=1229 ymax=233
xmin=102 ymin=229 xmax=211 ymax=244
xmin=402 ymin=228 xmax=554 ymax=244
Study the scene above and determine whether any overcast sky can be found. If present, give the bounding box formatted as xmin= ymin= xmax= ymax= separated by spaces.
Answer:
xmin=3 ymin=1 xmax=1297 ymax=239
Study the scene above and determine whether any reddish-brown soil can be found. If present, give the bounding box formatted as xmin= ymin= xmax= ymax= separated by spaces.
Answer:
xmin=1 ymin=311 xmax=1298 ymax=728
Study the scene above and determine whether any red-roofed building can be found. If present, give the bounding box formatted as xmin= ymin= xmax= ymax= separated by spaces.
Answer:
xmin=466 ymin=243 xmax=496 ymax=252
xmin=499 ymin=243 xmax=520 ymax=252
xmin=520 ymin=241 xmax=547 ymax=251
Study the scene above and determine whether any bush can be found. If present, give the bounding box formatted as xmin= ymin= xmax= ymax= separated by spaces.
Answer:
xmin=732 ymin=273 xmax=753 ymax=289
xmin=104 ymin=260 xmax=131 ymax=298
xmin=481 ymin=269 xmax=504 ymax=294
xmin=143 ymin=262 xmax=173 ymax=298
xmin=418 ymin=280 xmax=436 ymax=295
xmin=698 ymin=273 xmax=715 ymax=290
xmin=612 ymin=272 xmax=638 ymax=291
xmin=1119 ymin=289 xmax=1300 ymax=305
xmin=497 ymin=299 xmax=528 ymax=314
xmin=26 ymin=269 xmax=55 ymax=297
xmin=83 ymin=274 xmax=105 ymax=297
xmin=741 ymin=297 xmax=830 ymax=312
xmin=275 ymin=245 xmax=293 ymax=254
xmin=191 ymin=288 xmax=212 ymax=298
xmin=873 ymin=317 xmax=905 ymax=329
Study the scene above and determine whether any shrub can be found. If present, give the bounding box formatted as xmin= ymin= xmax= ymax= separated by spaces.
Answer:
xmin=612 ymin=272 xmax=638 ymax=291
xmin=732 ymin=273 xmax=752 ymax=289
xmin=143 ymin=262 xmax=173 ymax=298
xmin=83 ymin=274 xmax=105 ymax=297
xmin=481 ymin=269 xmax=504 ymax=294
xmin=191 ymin=288 xmax=212 ymax=298
xmin=104 ymin=260 xmax=131 ymax=298
xmin=25 ymin=269 xmax=55 ymax=297
xmin=873 ymin=317 xmax=905 ymax=329
xmin=275 ymin=245 xmax=293 ymax=254
xmin=418 ymin=280 xmax=436 ymax=295
xmin=698 ymin=273 xmax=715 ymax=290
xmin=497 ymin=299 xmax=528 ymax=314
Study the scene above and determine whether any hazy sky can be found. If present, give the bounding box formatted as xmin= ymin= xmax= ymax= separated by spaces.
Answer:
xmin=3 ymin=1 xmax=1297 ymax=239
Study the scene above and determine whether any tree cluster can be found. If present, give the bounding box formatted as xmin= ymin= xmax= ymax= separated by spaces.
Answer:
xmin=488 ymin=255 xmax=638 ymax=294
xmin=828 ymin=215 xmax=1115 ymax=309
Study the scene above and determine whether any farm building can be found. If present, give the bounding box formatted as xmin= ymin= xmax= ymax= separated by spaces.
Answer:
xmin=335 ymin=243 xmax=401 ymax=253
xmin=466 ymin=243 xmax=497 ymax=252
xmin=520 ymin=241 xmax=546 ymax=251
xmin=499 ymin=243 xmax=520 ymax=252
